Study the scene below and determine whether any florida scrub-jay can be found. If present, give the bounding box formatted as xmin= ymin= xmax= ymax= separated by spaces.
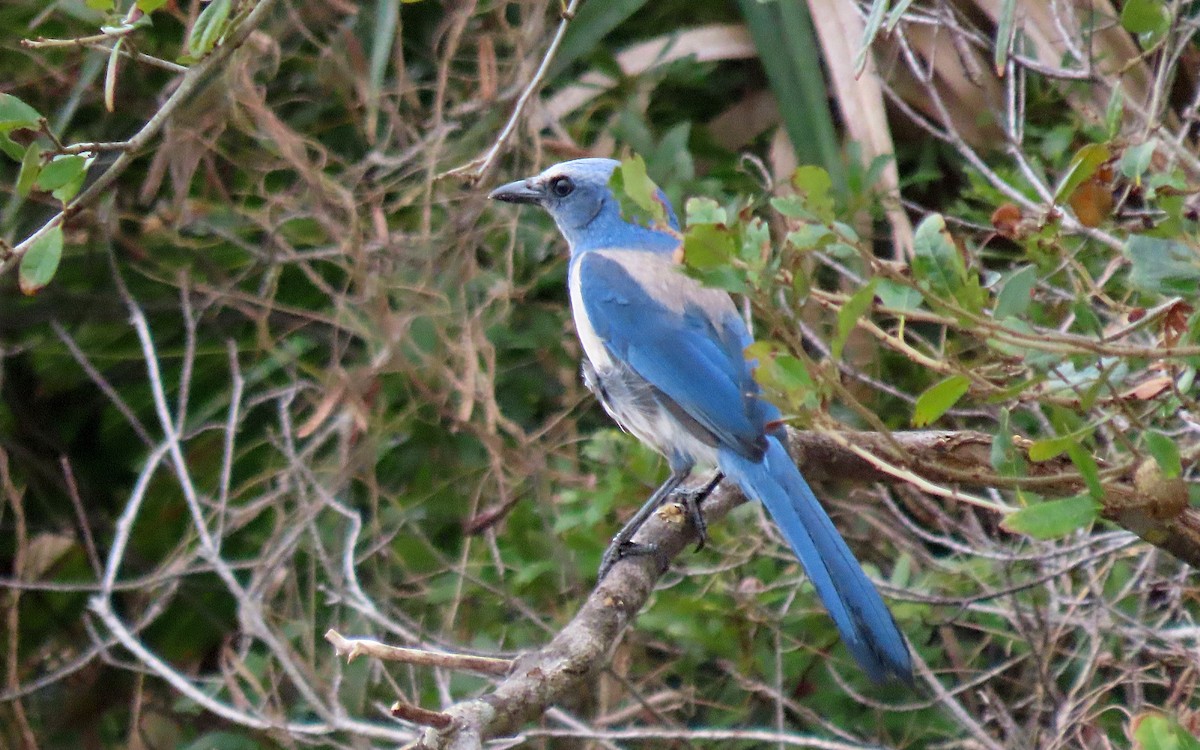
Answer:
xmin=489 ymin=158 xmax=911 ymax=683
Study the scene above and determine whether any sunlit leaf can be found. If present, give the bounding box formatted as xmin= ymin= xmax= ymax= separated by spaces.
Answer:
xmin=18 ymin=226 xmax=64 ymax=296
xmin=0 ymin=93 xmax=42 ymax=133
xmin=1067 ymin=443 xmax=1104 ymax=501
xmin=187 ymin=0 xmax=233 ymax=57
xmin=833 ymin=279 xmax=877 ymax=360
xmin=1054 ymin=143 xmax=1109 ymax=202
xmin=1028 ymin=434 xmax=1075 ymax=461
xmin=746 ymin=341 xmax=818 ymax=408
xmin=16 ymin=144 xmax=41 ymax=197
xmin=791 ymin=165 xmax=834 ymax=221
xmin=912 ymin=374 xmax=969 ymax=426
xmin=611 ymin=154 xmax=668 ymax=227
xmin=35 ymin=154 xmax=87 ymax=191
xmin=1001 ymin=495 xmax=1099 ymax=539
xmin=1132 ymin=712 xmax=1200 ymax=750
xmin=1121 ymin=0 xmax=1169 ymax=36
xmin=683 ymin=224 xmax=736 ymax=270
xmin=685 ymin=197 xmax=726 ymax=226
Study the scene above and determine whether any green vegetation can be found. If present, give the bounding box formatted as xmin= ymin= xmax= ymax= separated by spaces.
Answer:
xmin=1 ymin=0 xmax=1199 ymax=747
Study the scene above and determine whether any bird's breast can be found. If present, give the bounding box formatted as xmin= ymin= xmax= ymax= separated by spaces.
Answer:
xmin=568 ymin=257 xmax=614 ymax=370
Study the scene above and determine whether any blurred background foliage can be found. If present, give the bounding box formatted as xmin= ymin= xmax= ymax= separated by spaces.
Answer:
xmin=1 ymin=0 xmax=1199 ymax=747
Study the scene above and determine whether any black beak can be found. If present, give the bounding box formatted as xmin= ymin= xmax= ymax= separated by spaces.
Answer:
xmin=488 ymin=179 xmax=543 ymax=205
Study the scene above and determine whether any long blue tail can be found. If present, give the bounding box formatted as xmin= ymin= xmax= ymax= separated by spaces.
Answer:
xmin=719 ymin=437 xmax=912 ymax=683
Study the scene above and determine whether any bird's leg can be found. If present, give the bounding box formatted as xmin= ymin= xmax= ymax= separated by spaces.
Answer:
xmin=672 ymin=471 xmax=724 ymax=552
xmin=597 ymin=468 xmax=689 ymax=580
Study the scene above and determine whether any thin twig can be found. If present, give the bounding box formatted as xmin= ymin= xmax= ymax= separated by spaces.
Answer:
xmin=441 ymin=0 xmax=584 ymax=183
xmin=326 ymin=630 xmax=512 ymax=676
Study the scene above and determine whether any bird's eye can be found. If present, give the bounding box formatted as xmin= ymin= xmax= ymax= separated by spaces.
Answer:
xmin=549 ymin=176 xmax=574 ymax=198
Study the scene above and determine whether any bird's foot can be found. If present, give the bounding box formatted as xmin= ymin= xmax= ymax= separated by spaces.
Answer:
xmin=671 ymin=472 xmax=723 ymax=552
xmin=597 ymin=539 xmax=667 ymax=581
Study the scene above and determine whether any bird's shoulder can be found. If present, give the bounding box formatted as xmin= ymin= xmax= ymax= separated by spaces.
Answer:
xmin=574 ymin=248 xmax=737 ymax=321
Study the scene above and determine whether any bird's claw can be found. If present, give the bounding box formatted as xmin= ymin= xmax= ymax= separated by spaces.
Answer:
xmin=671 ymin=486 xmax=710 ymax=552
xmin=597 ymin=539 xmax=668 ymax=580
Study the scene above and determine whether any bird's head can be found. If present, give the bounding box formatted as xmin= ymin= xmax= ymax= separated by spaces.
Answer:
xmin=489 ymin=158 xmax=679 ymax=254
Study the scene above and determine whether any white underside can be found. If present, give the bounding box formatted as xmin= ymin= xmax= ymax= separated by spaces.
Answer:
xmin=570 ymin=257 xmax=719 ymax=468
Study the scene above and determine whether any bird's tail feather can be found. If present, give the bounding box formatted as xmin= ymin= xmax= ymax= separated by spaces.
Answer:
xmin=719 ymin=437 xmax=912 ymax=683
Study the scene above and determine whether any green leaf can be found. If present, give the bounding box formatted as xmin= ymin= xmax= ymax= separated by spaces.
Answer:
xmin=18 ymin=226 xmax=64 ymax=296
xmin=783 ymin=223 xmax=833 ymax=250
xmin=911 ymin=214 xmax=977 ymax=307
xmin=833 ymin=279 xmax=877 ymax=360
xmin=1121 ymin=0 xmax=1169 ymax=36
xmin=1001 ymin=495 xmax=1099 ymax=540
xmin=993 ymin=0 xmax=1017 ymax=75
xmin=1105 ymin=86 xmax=1125 ymax=139
xmin=854 ymin=0 xmax=888 ymax=76
xmin=0 ymin=134 xmax=22 ymax=161
xmin=1124 ymin=235 xmax=1200 ymax=296
xmin=1067 ymin=442 xmax=1104 ymax=501
xmin=52 ymin=168 xmax=88 ymax=204
xmin=611 ymin=154 xmax=668 ymax=228
xmin=0 ymin=93 xmax=42 ymax=133
xmin=993 ymin=264 xmax=1037 ymax=319
xmin=876 ymin=279 xmax=923 ymax=311
xmin=683 ymin=224 xmax=736 ymax=270
xmin=1053 ymin=143 xmax=1109 ymax=202
xmin=1120 ymin=140 xmax=1156 ymax=185
xmin=35 ymin=154 xmax=87 ymax=191
xmin=136 ymin=0 xmax=170 ymax=10
xmin=1145 ymin=432 xmax=1182 ymax=479
xmin=885 ymin=0 xmax=916 ymax=32
xmin=746 ymin=341 xmax=817 ymax=408
xmin=188 ymin=0 xmax=233 ymax=57
xmin=1028 ymin=434 xmax=1076 ymax=461
xmin=912 ymin=374 xmax=970 ymax=426
xmin=791 ymin=165 xmax=834 ymax=222
xmin=1132 ymin=713 xmax=1200 ymax=750
xmin=16 ymin=144 xmax=42 ymax=197
xmin=990 ymin=409 xmax=1026 ymax=477
xmin=549 ymin=0 xmax=650 ymax=79
xmin=685 ymin=197 xmax=727 ymax=226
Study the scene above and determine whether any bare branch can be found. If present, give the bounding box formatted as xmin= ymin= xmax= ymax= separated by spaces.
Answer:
xmin=326 ymin=630 xmax=512 ymax=677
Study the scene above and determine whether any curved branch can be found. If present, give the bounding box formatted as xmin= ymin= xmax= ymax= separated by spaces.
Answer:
xmin=396 ymin=427 xmax=1196 ymax=749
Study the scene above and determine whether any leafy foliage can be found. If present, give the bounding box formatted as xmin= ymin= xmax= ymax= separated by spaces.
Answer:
xmin=0 ymin=0 xmax=1199 ymax=748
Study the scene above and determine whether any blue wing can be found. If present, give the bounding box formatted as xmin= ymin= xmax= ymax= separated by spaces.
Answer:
xmin=578 ymin=250 xmax=772 ymax=459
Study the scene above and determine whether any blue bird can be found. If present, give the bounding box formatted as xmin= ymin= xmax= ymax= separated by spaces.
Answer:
xmin=489 ymin=158 xmax=912 ymax=683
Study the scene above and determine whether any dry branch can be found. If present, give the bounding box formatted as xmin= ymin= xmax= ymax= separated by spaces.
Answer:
xmin=326 ymin=630 xmax=511 ymax=676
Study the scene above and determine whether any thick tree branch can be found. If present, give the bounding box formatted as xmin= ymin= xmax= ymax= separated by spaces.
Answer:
xmin=397 ymin=428 xmax=1196 ymax=749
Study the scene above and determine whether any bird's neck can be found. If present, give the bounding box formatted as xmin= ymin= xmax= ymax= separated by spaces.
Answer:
xmin=563 ymin=208 xmax=680 ymax=257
